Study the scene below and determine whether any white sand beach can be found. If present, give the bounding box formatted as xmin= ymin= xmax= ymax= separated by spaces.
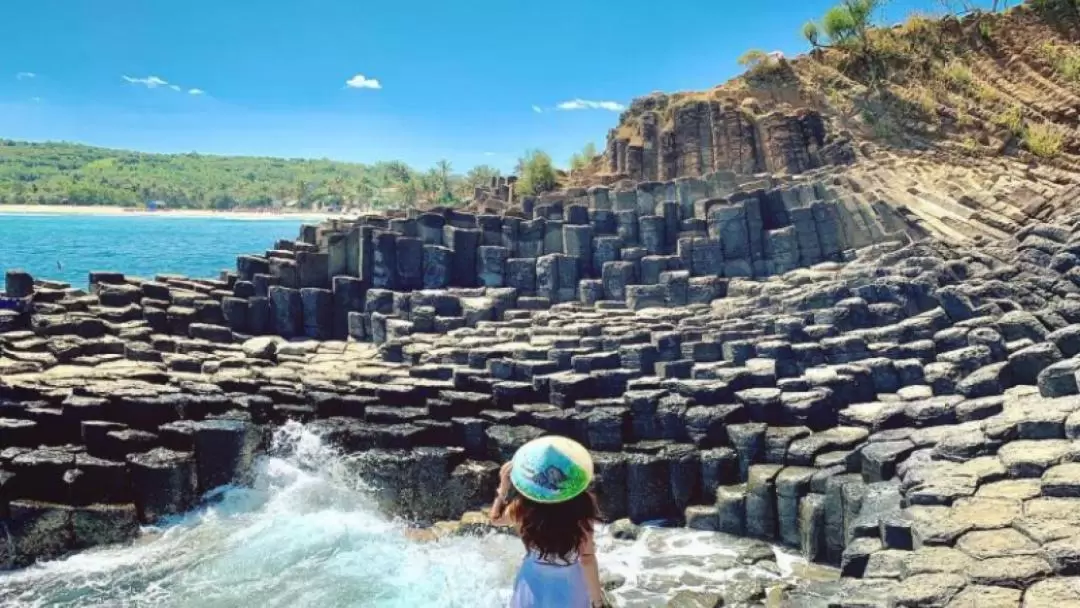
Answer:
xmin=0 ymin=204 xmax=339 ymax=222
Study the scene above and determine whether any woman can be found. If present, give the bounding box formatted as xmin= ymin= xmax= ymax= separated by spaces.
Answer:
xmin=489 ymin=436 xmax=608 ymax=608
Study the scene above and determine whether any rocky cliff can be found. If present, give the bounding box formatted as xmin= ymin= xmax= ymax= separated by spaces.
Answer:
xmin=603 ymin=96 xmax=855 ymax=182
xmin=588 ymin=2 xmax=1080 ymax=189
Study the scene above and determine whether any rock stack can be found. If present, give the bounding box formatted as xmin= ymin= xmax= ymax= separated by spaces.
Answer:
xmin=184 ymin=170 xmax=927 ymax=354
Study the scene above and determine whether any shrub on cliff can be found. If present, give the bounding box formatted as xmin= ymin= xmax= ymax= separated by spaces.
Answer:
xmin=803 ymin=0 xmax=888 ymax=84
xmin=516 ymin=150 xmax=558 ymax=195
xmin=1040 ymin=42 xmax=1080 ymax=84
xmin=569 ymin=143 xmax=598 ymax=174
xmin=802 ymin=0 xmax=882 ymax=49
xmin=1024 ymin=122 xmax=1066 ymax=159
xmin=738 ymin=50 xmax=790 ymax=80
xmin=1032 ymin=0 xmax=1080 ymax=22
xmin=993 ymin=105 xmax=1024 ymax=136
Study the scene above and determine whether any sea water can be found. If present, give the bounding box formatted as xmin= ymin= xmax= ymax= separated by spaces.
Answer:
xmin=0 ymin=424 xmax=801 ymax=608
xmin=0 ymin=213 xmax=307 ymax=288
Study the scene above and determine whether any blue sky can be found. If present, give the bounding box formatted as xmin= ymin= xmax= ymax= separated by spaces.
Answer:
xmin=0 ymin=0 xmax=994 ymax=173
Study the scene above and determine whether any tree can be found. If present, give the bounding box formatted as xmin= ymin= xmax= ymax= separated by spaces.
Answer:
xmin=516 ymin=149 xmax=558 ymax=196
xmin=327 ymin=176 xmax=346 ymax=207
xmin=354 ymin=181 xmax=375 ymax=207
xmin=294 ymin=180 xmax=309 ymax=207
xmin=436 ymin=160 xmax=452 ymax=191
xmin=414 ymin=169 xmax=439 ymax=202
xmin=569 ymin=155 xmax=586 ymax=173
xmin=211 ymin=193 xmax=238 ymax=210
xmin=803 ymin=0 xmax=883 ymax=48
xmin=568 ymin=142 xmax=599 ymax=174
xmin=376 ymin=160 xmax=413 ymax=185
xmin=0 ymin=140 xmax=435 ymax=210
xmin=401 ymin=181 xmax=420 ymax=206
xmin=465 ymin=165 xmax=500 ymax=191
xmin=803 ymin=0 xmax=887 ymax=83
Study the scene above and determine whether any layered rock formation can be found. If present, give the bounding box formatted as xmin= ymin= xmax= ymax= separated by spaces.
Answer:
xmin=579 ymin=2 xmax=1080 ymax=260
xmin=6 ymin=198 xmax=1080 ymax=604
xmin=4 ymin=180 xmax=1080 ymax=604
xmin=603 ymin=95 xmax=855 ymax=183
xmin=5 ymin=90 xmax=1080 ymax=604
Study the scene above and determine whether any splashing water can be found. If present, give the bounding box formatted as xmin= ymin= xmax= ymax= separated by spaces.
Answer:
xmin=0 ymin=423 xmax=803 ymax=607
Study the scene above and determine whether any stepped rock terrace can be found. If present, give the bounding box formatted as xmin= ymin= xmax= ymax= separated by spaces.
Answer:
xmin=5 ymin=170 xmax=1080 ymax=606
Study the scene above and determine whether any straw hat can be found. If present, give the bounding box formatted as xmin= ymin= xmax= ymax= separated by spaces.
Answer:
xmin=510 ymin=436 xmax=594 ymax=503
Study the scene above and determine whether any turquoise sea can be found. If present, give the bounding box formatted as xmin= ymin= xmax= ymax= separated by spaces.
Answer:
xmin=0 ymin=213 xmax=307 ymax=289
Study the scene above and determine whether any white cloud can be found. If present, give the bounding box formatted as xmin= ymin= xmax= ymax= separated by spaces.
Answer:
xmin=30 ymin=97 xmax=41 ymax=103
xmin=16 ymin=72 xmax=36 ymax=80
xmin=123 ymin=75 xmax=170 ymax=89
xmin=484 ymin=152 xmax=496 ymax=156
xmin=532 ymin=105 xmax=543 ymax=114
xmin=556 ymin=98 xmax=625 ymax=112
xmin=122 ymin=75 xmax=205 ymax=95
xmin=345 ymin=74 xmax=381 ymax=89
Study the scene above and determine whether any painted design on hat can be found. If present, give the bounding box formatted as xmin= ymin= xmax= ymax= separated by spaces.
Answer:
xmin=510 ymin=436 xmax=594 ymax=504
xmin=520 ymin=463 xmax=568 ymax=493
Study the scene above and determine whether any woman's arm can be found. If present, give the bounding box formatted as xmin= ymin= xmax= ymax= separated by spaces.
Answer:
xmin=579 ymin=530 xmax=606 ymax=608
xmin=488 ymin=492 xmax=512 ymax=526
xmin=488 ymin=462 xmax=514 ymax=526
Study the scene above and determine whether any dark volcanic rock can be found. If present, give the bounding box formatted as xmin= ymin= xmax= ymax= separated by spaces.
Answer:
xmin=127 ymin=448 xmax=198 ymax=523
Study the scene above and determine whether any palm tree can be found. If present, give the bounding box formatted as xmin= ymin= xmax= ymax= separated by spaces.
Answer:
xmin=421 ymin=169 xmax=441 ymax=201
xmin=355 ymin=181 xmax=374 ymax=207
xmin=295 ymin=180 xmax=308 ymax=206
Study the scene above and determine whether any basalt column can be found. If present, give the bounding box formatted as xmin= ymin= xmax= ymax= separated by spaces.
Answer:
xmin=616 ymin=139 xmax=629 ymax=176
xmin=357 ymin=226 xmax=376 ymax=285
xmin=673 ymin=102 xmax=705 ymax=178
xmin=711 ymin=101 xmax=761 ymax=176
xmin=708 ymin=201 xmax=752 ymax=278
xmin=417 ymin=213 xmax=446 ymax=246
xmin=371 ymin=230 xmax=398 ymax=290
xmin=396 ymin=237 xmax=424 ymax=291
xmin=642 ymin=111 xmax=660 ymax=182
xmin=605 ymin=132 xmax=619 ymax=174
xmin=759 ymin=111 xmax=816 ymax=175
xmin=675 ymin=177 xmax=709 ymax=224
xmin=626 ymin=146 xmax=644 ymax=181
xmin=444 ymin=225 xmax=480 ymax=288
xmin=326 ymin=233 xmax=348 ymax=279
xmin=651 ymin=126 xmax=672 ymax=181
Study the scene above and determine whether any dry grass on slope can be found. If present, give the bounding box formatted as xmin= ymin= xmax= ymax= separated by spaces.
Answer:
xmin=576 ymin=2 xmax=1080 ymax=184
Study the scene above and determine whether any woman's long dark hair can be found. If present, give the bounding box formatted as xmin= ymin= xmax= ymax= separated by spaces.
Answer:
xmin=507 ymin=490 xmax=600 ymax=563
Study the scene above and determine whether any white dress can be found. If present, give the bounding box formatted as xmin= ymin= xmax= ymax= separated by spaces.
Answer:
xmin=510 ymin=549 xmax=590 ymax=607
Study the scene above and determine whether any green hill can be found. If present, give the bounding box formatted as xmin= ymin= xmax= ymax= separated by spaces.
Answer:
xmin=0 ymin=140 xmax=500 ymax=210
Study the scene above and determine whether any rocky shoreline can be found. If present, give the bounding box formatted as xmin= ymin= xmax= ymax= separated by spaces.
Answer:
xmin=4 ymin=167 xmax=1080 ymax=605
